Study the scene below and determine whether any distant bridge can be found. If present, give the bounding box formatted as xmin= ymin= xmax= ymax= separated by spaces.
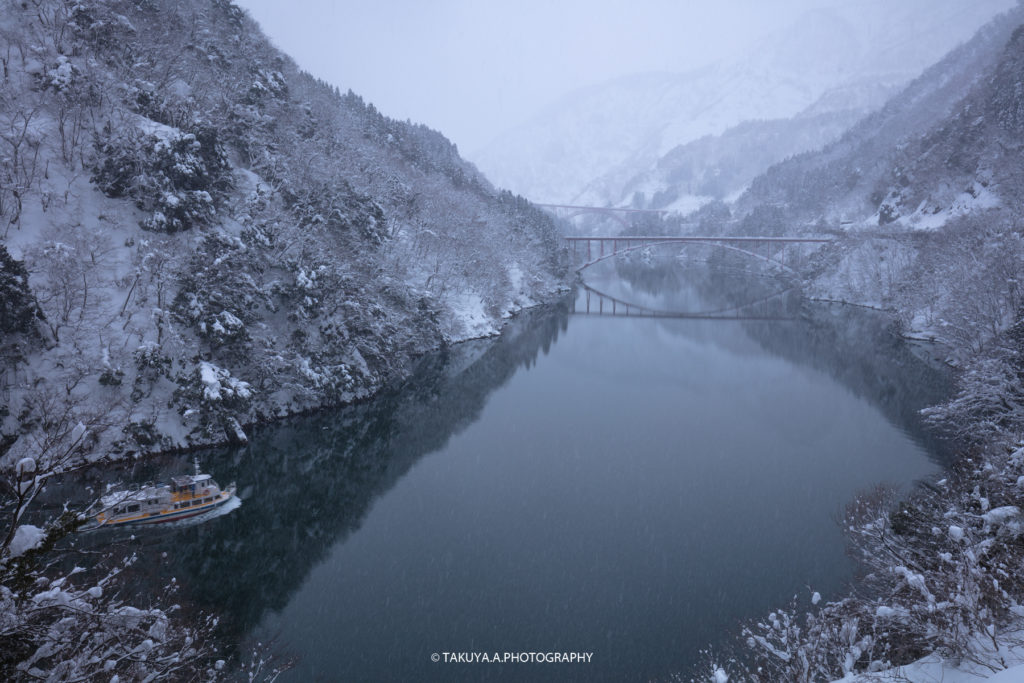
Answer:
xmin=564 ymin=235 xmax=833 ymax=273
xmin=536 ymin=203 xmax=671 ymax=228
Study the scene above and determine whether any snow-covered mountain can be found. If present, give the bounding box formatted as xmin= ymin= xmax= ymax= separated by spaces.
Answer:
xmin=613 ymin=90 xmax=883 ymax=213
xmin=739 ymin=2 xmax=1024 ymax=228
xmin=728 ymin=2 xmax=1024 ymax=352
xmin=471 ymin=0 xmax=1015 ymax=206
xmin=0 ymin=0 xmax=568 ymax=461
xmin=710 ymin=12 xmax=1024 ymax=679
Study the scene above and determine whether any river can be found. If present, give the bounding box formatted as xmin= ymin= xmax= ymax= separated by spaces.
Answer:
xmin=65 ymin=261 xmax=952 ymax=682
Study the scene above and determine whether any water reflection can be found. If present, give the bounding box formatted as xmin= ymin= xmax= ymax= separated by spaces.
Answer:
xmin=574 ymin=280 xmax=799 ymax=320
xmin=58 ymin=266 xmax=951 ymax=682
xmin=62 ymin=303 xmax=571 ymax=642
xmin=602 ymin=260 xmax=952 ymax=458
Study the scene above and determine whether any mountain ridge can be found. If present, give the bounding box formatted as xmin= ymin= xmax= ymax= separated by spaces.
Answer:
xmin=472 ymin=0 xmax=1015 ymax=206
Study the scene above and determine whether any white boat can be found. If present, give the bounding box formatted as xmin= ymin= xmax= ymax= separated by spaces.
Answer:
xmin=84 ymin=462 xmax=236 ymax=528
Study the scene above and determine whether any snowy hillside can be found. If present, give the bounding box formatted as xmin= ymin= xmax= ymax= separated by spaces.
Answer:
xmin=613 ymin=97 xmax=877 ymax=213
xmin=0 ymin=0 xmax=568 ymax=460
xmin=692 ymin=11 xmax=1024 ymax=678
xmin=472 ymin=0 xmax=1014 ymax=207
xmin=740 ymin=3 xmax=1024 ymax=228
xmin=724 ymin=2 xmax=1024 ymax=349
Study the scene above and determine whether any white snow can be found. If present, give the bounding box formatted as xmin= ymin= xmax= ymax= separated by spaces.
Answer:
xmin=197 ymin=361 xmax=252 ymax=402
xmin=833 ymin=636 xmax=1024 ymax=682
xmin=983 ymin=505 xmax=1020 ymax=526
xmin=894 ymin=566 xmax=932 ymax=602
xmin=7 ymin=525 xmax=45 ymax=557
xmin=446 ymin=292 xmax=499 ymax=339
xmin=200 ymin=362 xmax=222 ymax=401
xmin=899 ymin=182 xmax=1003 ymax=231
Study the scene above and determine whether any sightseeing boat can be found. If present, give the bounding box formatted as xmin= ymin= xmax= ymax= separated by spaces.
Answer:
xmin=84 ymin=463 xmax=237 ymax=528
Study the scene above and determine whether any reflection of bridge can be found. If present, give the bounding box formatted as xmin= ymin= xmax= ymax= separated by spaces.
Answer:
xmin=565 ymin=235 xmax=833 ymax=273
xmin=572 ymin=282 xmax=798 ymax=321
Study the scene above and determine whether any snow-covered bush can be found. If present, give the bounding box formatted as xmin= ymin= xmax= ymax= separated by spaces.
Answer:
xmin=119 ymin=417 xmax=170 ymax=450
xmin=42 ymin=54 xmax=76 ymax=92
xmin=0 ymin=245 xmax=38 ymax=343
xmin=0 ymin=508 xmax=221 ymax=681
xmin=131 ymin=342 xmax=171 ymax=394
xmin=283 ymin=179 xmax=387 ymax=245
xmin=91 ymin=121 xmax=230 ymax=232
xmin=174 ymin=361 xmax=253 ymax=443
xmin=244 ymin=66 xmax=289 ymax=105
xmin=172 ymin=232 xmax=266 ymax=368
xmin=126 ymin=78 xmax=197 ymax=129
xmin=203 ymin=309 xmax=248 ymax=348
xmin=702 ymin=465 xmax=1024 ymax=681
xmin=67 ymin=0 xmax=139 ymax=56
xmin=923 ymin=317 xmax=1024 ymax=443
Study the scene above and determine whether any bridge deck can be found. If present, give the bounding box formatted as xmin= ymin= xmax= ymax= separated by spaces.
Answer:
xmin=563 ymin=235 xmax=833 ymax=243
xmin=536 ymin=204 xmax=671 ymax=215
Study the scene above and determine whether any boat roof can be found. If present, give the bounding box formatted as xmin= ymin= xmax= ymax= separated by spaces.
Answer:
xmin=172 ymin=473 xmax=212 ymax=486
xmin=99 ymin=484 xmax=165 ymax=507
xmin=97 ymin=471 xmax=215 ymax=507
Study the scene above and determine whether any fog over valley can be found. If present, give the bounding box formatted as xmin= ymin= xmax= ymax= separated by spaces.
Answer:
xmin=5 ymin=1 xmax=1024 ymax=681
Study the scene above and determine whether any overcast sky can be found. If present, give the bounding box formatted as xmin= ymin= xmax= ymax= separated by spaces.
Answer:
xmin=233 ymin=0 xmax=842 ymax=154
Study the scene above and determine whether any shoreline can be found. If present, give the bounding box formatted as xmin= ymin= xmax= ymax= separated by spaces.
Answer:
xmin=90 ymin=291 xmax=574 ymax=466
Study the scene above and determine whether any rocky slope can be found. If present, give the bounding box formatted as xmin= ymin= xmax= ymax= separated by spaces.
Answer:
xmin=0 ymin=0 xmax=568 ymax=462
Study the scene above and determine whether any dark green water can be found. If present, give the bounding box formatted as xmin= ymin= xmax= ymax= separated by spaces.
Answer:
xmin=66 ymin=265 xmax=952 ymax=682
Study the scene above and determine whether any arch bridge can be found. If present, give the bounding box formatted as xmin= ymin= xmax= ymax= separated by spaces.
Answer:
xmin=564 ymin=235 xmax=833 ymax=273
xmin=536 ymin=204 xmax=672 ymax=229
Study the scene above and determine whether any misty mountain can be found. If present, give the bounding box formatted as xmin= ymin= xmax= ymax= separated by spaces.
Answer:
xmin=471 ymin=0 xmax=1014 ymax=207
xmin=729 ymin=3 xmax=1024 ymax=355
xmin=614 ymin=92 xmax=880 ymax=212
xmin=0 ymin=0 xmax=567 ymax=458
xmin=739 ymin=2 xmax=1024 ymax=226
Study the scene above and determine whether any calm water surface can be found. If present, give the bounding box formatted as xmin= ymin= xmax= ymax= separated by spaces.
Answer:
xmin=76 ymin=265 xmax=952 ymax=682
